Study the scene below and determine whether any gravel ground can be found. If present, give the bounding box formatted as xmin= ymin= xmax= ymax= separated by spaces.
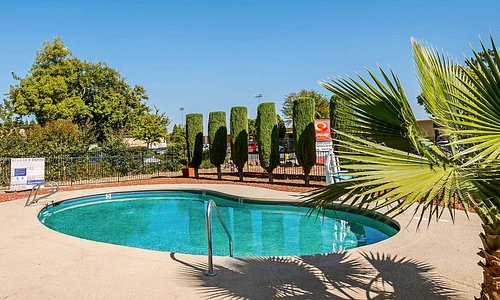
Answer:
xmin=0 ymin=174 xmax=324 ymax=204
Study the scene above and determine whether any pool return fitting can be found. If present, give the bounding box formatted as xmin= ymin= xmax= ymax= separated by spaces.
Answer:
xmin=205 ymin=199 xmax=233 ymax=276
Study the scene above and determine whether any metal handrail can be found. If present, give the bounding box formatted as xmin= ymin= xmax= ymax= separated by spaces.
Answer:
xmin=205 ymin=199 xmax=233 ymax=276
xmin=25 ymin=184 xmax=42 ymax=207
xmin=25 ymin=181 xmax=59 ymax=207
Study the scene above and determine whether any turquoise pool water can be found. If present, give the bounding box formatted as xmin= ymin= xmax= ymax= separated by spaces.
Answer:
xmin=38 ymin=191 xmax=398 ymax=257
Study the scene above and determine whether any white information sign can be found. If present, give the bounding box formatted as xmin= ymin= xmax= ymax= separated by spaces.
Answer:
xmin=10 ymin=158 xmax=45 ymax=191
xmin=316 ymin=140 xmax=333 ymax=152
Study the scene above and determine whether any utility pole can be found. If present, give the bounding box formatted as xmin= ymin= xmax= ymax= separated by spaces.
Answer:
xmin=180 ymin=107 xmax=184 ymax=124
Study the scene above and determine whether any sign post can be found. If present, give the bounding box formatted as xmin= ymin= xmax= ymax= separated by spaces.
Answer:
xmin=315 ymin=119 xmax=341 ymax=184
xmin=10 ymin=158 xmax=45 ymax=191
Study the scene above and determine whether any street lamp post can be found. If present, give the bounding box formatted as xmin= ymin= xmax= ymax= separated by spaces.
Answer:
xmin=255 ymin=94 xmax=262 ymax=104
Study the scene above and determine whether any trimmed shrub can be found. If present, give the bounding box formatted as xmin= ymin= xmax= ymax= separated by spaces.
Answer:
xmin=256 ymin=102 xmax=280 ymax=183
xmin=330 ymin=95 xmax=337 ymax=139
xmin=185 ymin=113 xmax=203 ymax=177
xmin=330 ymin=94 xmax=355 ymax=139
xmin=293 ymin=97 xmax=316 ymax=185
xmin=230 ymin=106 xmax=248 ymax=181
xmin=208 ymin=111 xmax=227 ymax=179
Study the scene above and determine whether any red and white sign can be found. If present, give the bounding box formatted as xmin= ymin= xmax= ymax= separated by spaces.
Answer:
xmin=315 ymin=120 xmax=331 ymax=141
xmin=314 ymin=119 xmax=333 ymax=164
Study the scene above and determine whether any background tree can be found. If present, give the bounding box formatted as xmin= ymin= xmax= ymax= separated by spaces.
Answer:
xmin=282 ymin=89 xmax=329 ymax=126
xmin=276 ymin=114 xmax=286 ymax=138
xmin=466 ymin=48 xmax=495 ymax=69
xmin=166 ymin=124 xmax=188 ymax=170
xmin=308 ymin=37 xmax=500 ymax=299
xmin=8 ymin=38 xmax=150 ymax=142
xmin=208 ymin=111 xmax=227 ymax=180
xmin=0 ymin=129 xmax=28 ymax=157
xmin=131 ymin=108 xmax=169 ymax=148
xmin=169 ymin=124 xmax=186 ymax=146
xmin=100 ymin=128 xmax=130 ymax=156
xmin=0 ymin=99 xmax=28 ymax=157
xmin=293 ymin=98 xmax=316 ymax=186
xmin=256 ymin=102 xmax=280 ymax=183
xmin=0 ymin=98 xmax=22 ymax=129
xmin=248 ymin=118 xmax=256 ymax=139
xmin=27 ymin=119 xmax=87 ymax=156
xmin=185 ymin=113 xmax=203 ymax=177
xmin=230 ymin=106 xmax=248 ymax=181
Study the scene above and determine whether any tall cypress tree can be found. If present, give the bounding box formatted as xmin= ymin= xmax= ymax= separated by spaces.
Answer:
xmin=208 ymin=111 xmax=227 ymax=180
xmin=256 ymin=102 xmax=280 ymax=183
xmin=293 ymin=97 xmax=316 ymax=185
xmin=230 ymin=107 xmax=248 ymax=181
xmin=185 ymin=113 xmax=203 ymax=178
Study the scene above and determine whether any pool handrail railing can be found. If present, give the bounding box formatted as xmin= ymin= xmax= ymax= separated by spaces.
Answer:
xmin=205 ymin=199 xmax=233 ymax=276
xmin=25 ymin=181 xmax=59 ymax=207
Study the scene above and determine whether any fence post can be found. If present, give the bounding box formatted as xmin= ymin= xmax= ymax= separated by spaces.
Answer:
xmin=157 ymin=153 xmax=160 ymax=177
xmin=69 ymin=157 xmax=73 ymax=186
xmin=283 ymin=153 xmax=287 ymax=180
xmin=117 ymin=156 xmax=120 ymax=183
xmin=87 ymin=155 xmax=90 ymax=183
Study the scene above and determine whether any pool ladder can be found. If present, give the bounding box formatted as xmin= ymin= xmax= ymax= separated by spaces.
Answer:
xmin=25 ymin=181 xmax=59 ymax=207
xmin=205 ymin=199 xmax=233 ymax=276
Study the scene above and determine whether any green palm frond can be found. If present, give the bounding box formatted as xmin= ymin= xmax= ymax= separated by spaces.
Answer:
xmin=442 ymin=37 xmax=500 ymax=164
xmin=412 ymin=39 xmax=469 ymax=157
xmin=412 ymin=39 xmax=468 ymax=127
xmin=309 ymin=38 xmax=500 ymax=225
xmin=462 ymin=165 xmax=500 ymax=223
xmin=320 ymin=68 xmax=427 ymax=154
xmin=305 ymin=131 xmax=473 ymax=224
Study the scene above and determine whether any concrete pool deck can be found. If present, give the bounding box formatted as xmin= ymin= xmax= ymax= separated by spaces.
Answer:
xmin=0 ymin=184 xmax=482 ymax=299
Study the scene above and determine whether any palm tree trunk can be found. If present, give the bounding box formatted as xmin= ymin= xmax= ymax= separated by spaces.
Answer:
xmin=478 ymin=221 xmax=500 ymax=299
xmin=217 ymin=165 xmax=222 ymax=180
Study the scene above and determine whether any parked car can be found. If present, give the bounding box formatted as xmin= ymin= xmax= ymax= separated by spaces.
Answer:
xmin=143 ymin=155 xmax=161 ymax=164
xmin=89 ymin=153 xmax=105 ymax=164
xmin=248 ymin=141 xmax=258 ymax=153
xmin=152 ymin=147 xmax=167 ymax=155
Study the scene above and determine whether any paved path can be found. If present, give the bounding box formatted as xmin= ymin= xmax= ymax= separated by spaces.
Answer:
xmin=0 ymin=184 xmax=482 ymax=299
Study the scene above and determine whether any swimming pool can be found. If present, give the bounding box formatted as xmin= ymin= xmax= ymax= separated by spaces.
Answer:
xmin=38 ymin=190 xmax=398 ymax=257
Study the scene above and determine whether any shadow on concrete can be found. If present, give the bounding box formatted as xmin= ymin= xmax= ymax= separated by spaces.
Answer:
xmin=356 ymin=252 xmax=462 ymax=299
xmin=170 ymin=251 xmax=460 ymax=299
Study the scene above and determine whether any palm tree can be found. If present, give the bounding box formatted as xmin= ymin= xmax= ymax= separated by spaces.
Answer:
xmin=305 ymin=37 xmax=500 ymax=299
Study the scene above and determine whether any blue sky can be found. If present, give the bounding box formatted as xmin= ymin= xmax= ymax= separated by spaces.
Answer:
xmin=1 ymin=0 xmax=499 ymax=128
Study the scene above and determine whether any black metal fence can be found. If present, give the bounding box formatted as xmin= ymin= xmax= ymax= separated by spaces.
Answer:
xmin=0 ymin=149 xmax=329 ymax=189
xmin=0 ymin=148 xmax=185 ymax=189
xmin=200 ymin=150 xmax=329 ymax=181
